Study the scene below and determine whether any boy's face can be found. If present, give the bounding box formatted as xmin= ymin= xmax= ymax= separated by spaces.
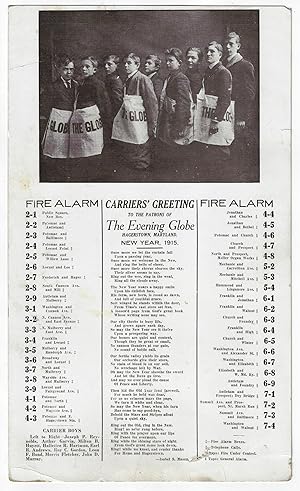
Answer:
xmin=186 ymin=50 xmax=200 ymax=70
xmin=206 ymin=45 xmax=222 ymax=66
xmin=144 ymin=58 xmax=157 ymax=75
xmin=104 ymin=58 xmax=118 ymax=75
xmin=81 ymin=59 xmax=97 ymax=78
xmin=58 ymin=61 xmax=74 ymax=81
xmin=166 ymin=55 xmax=180 ymax=72
xmin=226 ymin=37 xmax=240 ymax=58
xmin=124 ymin=57 xmax=139 ymax=75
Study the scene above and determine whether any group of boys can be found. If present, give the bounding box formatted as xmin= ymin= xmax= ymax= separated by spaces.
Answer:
xmin=41 ymin=31 xmax=256 ymax=174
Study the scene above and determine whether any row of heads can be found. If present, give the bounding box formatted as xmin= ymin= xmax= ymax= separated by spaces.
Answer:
xmin=55 ymin=32 xmax=242 ymax=80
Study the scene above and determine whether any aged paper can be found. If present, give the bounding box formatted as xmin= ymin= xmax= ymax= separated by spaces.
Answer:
xmin=5 ymin=0 xmax=296 ymax=487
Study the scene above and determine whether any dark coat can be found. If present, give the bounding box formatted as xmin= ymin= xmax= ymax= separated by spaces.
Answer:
xmin=40 ymin=77 xmax=78 ymax=118
xmin=148 ymin=71 xmax=164 ymax=102
xmin=76 ymin=75 xmax=112 ymax=130
xmin=185 ymin=68 xmax=204 ymax=103
xmin=203 ymin=62 xmax=232 ymax=122
xmin=225 ymin=56 xmax=255 ymax=124
xmin=105 ymin=72 xmax=123 ymax=117
xmin=163 ymin=69 xmax=192 ymax=133
xmin=124 ymin=70 xmax=158 ymax=136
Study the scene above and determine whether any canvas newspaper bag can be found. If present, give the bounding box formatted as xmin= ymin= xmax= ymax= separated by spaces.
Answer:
xmin=193 ymin=86 xmax=235 ymax=146
xmin=158 ymin=78 xmax=194 ymax=146
xmin=69 ymin=104 xmax=104 ymax=158
xmin=112 ymin=80 xmax=149 ymax=145
xmin=42 ymin=107 xmax=73 ymax=158
xmin=42 ymin=92 xmax=104 ymax=158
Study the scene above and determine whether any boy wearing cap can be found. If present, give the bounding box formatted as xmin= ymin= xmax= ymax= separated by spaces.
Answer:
xmin=224 ymin=32 xmax=255 ymax=133
xmin=103 ymin=54 xmax=123 ymax=118
xmin=202 ymin=41 xmax=232 ymax=165
xmin=224 ymin=32 xmax=256 ymax=167
xmin=185 ymin=47 xmax=204 ymax=103
xmin=144 ymin=54 xmax=163 ymax=102
xmin=41 ymin=53 xmax=77 ymax=159
xmin=112 ymin=52 xmax=158 ymax=170
xmin=158 ymin=47 xmax=192 ymax=147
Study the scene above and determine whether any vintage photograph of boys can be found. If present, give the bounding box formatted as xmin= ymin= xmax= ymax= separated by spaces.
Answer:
xmin=39 ymin=9 xmax=259 ymax=183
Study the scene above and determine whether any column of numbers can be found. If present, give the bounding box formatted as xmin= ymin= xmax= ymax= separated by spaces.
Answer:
xmin=262 ymin=210 xmax=276 ymax=430
xmin=24 ymin=211 xmax=38 ymax=422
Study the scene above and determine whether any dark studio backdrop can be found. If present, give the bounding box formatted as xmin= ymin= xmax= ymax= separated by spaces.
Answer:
xmin=39 ymin=9 xmax=259 ymax=183
xmin=40 ymin=9 xmax=259 ymax=85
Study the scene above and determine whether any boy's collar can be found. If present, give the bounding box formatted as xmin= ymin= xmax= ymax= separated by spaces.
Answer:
xmin=61 ymin=76 xmax=72 ymax=88
xmin=148 ymin=71 xmax=158 ymax=79
xmin=226 ymin=53 xmax=243 ymax=68
xmin=168 ymin=68 xmax=181 ymax=78
xmin=127 ymin=69 xmax=138 ymax=80
xmin=208 ymin=61 xmax=220 ymax=70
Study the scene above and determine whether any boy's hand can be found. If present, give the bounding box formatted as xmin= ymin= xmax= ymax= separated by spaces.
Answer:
xmin=209 ymin=120 xmax=219 ymax=135
xmin=170 ymin=127 xmax=181 ymax=140
xmin=236 ymin=120 xmax=246 ymax=134
xmin=148 ymin=127 xmax=156 ymax=139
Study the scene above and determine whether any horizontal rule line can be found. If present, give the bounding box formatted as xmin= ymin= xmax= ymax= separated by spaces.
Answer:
xmin=136 ymin=247 xmax=164 ymax=249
